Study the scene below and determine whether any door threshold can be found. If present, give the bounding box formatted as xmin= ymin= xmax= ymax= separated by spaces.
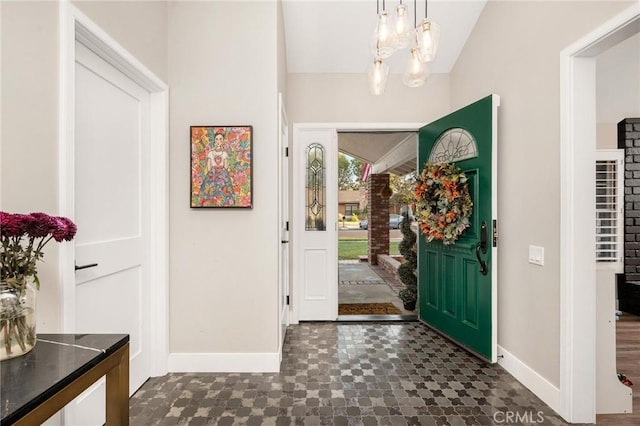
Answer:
xmin=337 ymin=314 xmax=418 ymax=322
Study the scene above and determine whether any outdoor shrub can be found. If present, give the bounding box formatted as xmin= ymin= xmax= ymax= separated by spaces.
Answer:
xmin=397 ymin=212 xmax=417 ymax=297
xmin=398 ymin=261 xmax=417 ymax=288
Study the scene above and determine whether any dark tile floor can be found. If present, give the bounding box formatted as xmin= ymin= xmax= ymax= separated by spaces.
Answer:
xmin=130 ymin=322 xmax=571 ymax=425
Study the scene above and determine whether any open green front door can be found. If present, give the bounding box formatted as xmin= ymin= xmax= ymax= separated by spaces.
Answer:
xmin=418 ymin=95 xmax=499 ymax=362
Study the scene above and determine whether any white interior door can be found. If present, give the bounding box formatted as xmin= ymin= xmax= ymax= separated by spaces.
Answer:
xmin=71 ymin=41 xmax=151 ymax=425
xmin=278 ymin=94 xmax=290 ymax=354
xmin=293 ymin=127 xmax=338 ymax=321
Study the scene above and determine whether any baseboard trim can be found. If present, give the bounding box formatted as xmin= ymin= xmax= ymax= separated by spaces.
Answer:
xmin=498 ymin=345 xmax=561 ymax=414
xmin=168 ymin=352 xmax=280 ymax=373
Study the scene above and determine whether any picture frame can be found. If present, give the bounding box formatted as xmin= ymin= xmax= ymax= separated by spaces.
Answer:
xmin=190 ymin=125 xmax=253 ymax=208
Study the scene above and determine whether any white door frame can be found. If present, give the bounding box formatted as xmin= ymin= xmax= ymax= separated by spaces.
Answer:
xmin=291 ymin=122 xmax=423 ymax=324
xmin=278 ymin=93 xmax=290 ymax=359
xmin=58 ymin=2 xmax=169 ymax=377
xmin=559 ymin=3 xmax=640 ymax=422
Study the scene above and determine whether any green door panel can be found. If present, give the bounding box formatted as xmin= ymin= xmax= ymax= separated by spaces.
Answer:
xmin=442 ymin=254 xmax=457 ymax=317
xmin=424 ymin=251 xmax=439 ymax=310
xmin=417 ymin=95 xmax=498 ymax=362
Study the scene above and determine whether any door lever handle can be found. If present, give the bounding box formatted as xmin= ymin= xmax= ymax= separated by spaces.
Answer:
xmin=476 ymin=221 xmax=488 ymax=275
xmin=75 ymin=263 xmax=98 ymax=271
xmin=281 ymin=240 xmax=289 ymax=244
xmin=475 ymin=244 xmax=488 ymax=276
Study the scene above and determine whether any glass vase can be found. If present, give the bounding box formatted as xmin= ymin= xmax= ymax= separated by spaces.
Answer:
xmin=0 ymin=280 xmax=36 ymax=361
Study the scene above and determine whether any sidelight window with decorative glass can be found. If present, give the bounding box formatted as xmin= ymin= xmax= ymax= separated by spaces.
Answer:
xmin=367 ymin=0 xmax=440 ymax=95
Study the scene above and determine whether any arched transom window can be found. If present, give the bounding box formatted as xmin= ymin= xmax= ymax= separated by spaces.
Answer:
xmin=428 ymin=128 xmax=478 ymax=163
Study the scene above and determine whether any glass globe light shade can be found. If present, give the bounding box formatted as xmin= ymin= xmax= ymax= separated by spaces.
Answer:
xmin=367 ymin=58 xmax=390 ymax=95
xmin=394 ymin=4 xmax=412 ymax=49
xmin=403 ymin=48 xmax=429 ymax=87
xmin=370 ymin=11 xmax=396 ymax=59
xmin=417 ymin=18 xmax=440 ymax=62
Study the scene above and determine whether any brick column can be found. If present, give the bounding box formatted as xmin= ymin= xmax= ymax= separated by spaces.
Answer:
xmin=620 ymin=118 xmax=640 ymax=281
xmin=368 ymin=174 xmax=391 ymax=265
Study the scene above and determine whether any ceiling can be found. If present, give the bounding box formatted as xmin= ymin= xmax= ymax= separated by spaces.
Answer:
xmin=282 ymin=1 xmax=487 ymax=176
xmin=282 ymin=0 xmax=487 ymax=75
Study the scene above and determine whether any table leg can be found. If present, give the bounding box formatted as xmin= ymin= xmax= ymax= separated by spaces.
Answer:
xmin=105 ymin=343 xmax=129 ymax=425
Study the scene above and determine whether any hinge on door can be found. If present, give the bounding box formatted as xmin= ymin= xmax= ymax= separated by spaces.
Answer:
xmin=286 ymin=295 xmax=290 ymax=305
xmin=285 ymin=147 xmax=289 ymax=157
xmin=492 ymin=219 xmax=498 ymax=247
xmin=286 ymin=221 xmax=289 ymax=231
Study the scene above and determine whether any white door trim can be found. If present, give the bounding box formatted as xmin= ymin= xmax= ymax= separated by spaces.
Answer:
xmin=559 ymin=3 xmax=640 ymax=423
xmin=278 ymin=92 xmax=290 ymax=360
xmin=291 ymin=122 xmax=424 ymax=324
xmin=58 ymin=2 xmax=169 ymax=377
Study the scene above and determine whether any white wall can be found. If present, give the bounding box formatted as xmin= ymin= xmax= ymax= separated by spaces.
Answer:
xmin=597 ymin=123 xmax=618 ymax=150
xmin=167 ymin=1 xmax=280 ymax=356
xmin=449 ymin=0 xmax=634 ymax=387
xmin=2 ymin=0 xmax=283 ymax=369
xmin=1 ymin=1 xmax=61 ymax=331
xmin=277 ymin=0 xmax=287 ymax=99
xmin=287 ymin=73 xmax=450 ymax=123
xmin=596 ymin=33 xmax=640 ymax=149
xmin=73 ymin=1 xmax=169 ymax=83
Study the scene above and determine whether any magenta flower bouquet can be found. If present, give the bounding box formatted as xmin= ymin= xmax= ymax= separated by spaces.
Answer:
xmin=0 ymin=211 xmax=76 ymax=359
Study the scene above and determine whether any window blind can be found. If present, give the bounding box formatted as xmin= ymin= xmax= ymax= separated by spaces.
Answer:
xmin=595 ymin=156 xmax=623 ymax=263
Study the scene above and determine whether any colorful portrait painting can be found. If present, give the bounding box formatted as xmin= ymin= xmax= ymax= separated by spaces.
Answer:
xmin=190 ymin=126 xmax=253 ymax=208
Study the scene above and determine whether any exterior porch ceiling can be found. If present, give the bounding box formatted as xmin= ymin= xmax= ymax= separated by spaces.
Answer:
xmin=338 ymin=132 xmax=417 ymax=176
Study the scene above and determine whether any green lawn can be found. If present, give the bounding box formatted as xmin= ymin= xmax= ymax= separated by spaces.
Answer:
xmin=338 ymin=239 xmax=400 ymax=260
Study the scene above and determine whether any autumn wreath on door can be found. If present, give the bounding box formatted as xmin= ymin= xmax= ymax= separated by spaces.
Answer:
xmin=414 ymin=162 xmax=473 ymax=245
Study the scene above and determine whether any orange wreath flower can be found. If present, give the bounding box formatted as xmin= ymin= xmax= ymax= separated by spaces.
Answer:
xmin=414 ymin=162 xmax=473 ymax=245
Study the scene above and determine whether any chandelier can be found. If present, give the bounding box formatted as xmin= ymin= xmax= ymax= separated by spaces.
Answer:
xmin=368 ymin=0 xmax=440 ymax=95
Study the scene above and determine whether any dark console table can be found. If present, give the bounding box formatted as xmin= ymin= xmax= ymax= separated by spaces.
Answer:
xmin=0 ymin=334 xmax=129 ymax=425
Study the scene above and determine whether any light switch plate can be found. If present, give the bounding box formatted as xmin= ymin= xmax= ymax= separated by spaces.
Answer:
xmin=529 ymin=245 xmax=544 ymax=266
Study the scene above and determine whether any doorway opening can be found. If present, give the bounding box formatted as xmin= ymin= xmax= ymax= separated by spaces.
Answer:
xmin=594 ymin=30 xmax=639 ymax=423
xmin=336 ymin=132 xmax=418 ymax=321
xmin=292 ymin=122 xmax=423 ymax=324
xmin=560 ymin=3 xmax=639 ymax=421
xmin=613 ymin=120 xmax=640 ymax=422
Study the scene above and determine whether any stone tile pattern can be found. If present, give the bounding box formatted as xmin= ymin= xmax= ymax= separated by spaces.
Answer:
xmin=130 ymin=323 xmax=571 ymax=425
xmin=367 ymin=174 xmax=390 ymax=265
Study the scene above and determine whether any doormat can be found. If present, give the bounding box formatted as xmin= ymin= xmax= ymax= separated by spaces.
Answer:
xmin=338 ymin=303 xmax=402 ymax=315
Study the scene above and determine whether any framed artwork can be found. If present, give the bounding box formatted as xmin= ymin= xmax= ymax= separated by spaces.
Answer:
xmin=190 ymin=126 xmax=253 ymax=208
